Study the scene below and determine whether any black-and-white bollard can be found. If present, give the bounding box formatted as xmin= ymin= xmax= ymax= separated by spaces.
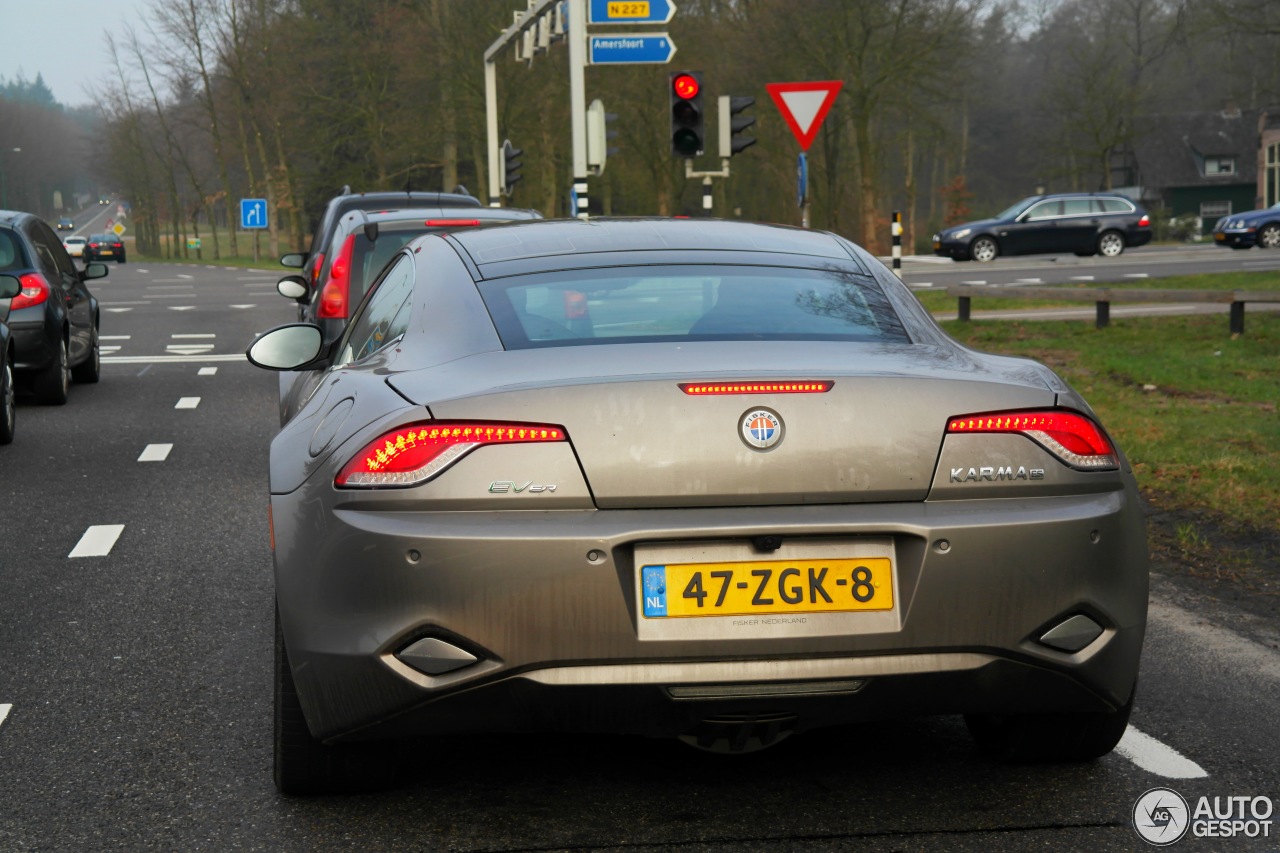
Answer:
xmin=702 ymin=177 xmax=713 ymax=214
xmin=891 ymin=211 xmax=902 ymax=279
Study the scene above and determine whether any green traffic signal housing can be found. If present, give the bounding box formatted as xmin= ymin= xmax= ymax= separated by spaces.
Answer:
xmin=500 ymin=139 xmax=523 ymax=196
xmin=669 ymin=70 xmax=705 ymax=158
xmin=719 ymin=95 xmax=756 ymax=158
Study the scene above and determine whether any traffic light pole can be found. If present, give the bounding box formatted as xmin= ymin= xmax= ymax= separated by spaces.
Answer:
xmin=684 ymin=158 xmax=731 ymax=215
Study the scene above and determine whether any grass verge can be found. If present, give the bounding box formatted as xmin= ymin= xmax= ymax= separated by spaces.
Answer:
xmin=942 ymin=311 xmax=1280 ymax=530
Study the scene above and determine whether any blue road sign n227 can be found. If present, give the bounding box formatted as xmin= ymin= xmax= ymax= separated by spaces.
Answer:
xmin=588 ymin=34 xmax=676 ymax=65
xmin=588 ymin=0 xmax=676 ymax=24
xmin=240 ymin=198 xmax=268 ymax=229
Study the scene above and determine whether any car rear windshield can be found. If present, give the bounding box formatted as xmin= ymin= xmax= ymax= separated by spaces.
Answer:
xmin=478 ymin=265 xmax=910 ymax=349
xmin=0 ymin=228 xmax=30 ymax=270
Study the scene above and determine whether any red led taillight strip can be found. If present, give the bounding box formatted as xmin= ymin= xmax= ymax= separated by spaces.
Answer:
xmin=336 ymin=421 xmax=566 ymax=488
xmin=946 ymin=410 xmax=1117 ymax=470
xmin=680 ymin=381 xmax=832 ymax=395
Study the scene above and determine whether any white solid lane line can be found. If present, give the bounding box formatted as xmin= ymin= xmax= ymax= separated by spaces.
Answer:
xmin=1116 ymin=725 xmax=1208 ymax=779
xmin=175 ymin=397 xmax=201 ymax=409
xmin=138 ymin=443 xmax=173 ymax=462
xmin=69 ymin=525 xmax=126 ymax=558
xmin=0 ymin=703 xmax=10 ymax=730
xmin=198 ymin=367 xmax=218 ymax=376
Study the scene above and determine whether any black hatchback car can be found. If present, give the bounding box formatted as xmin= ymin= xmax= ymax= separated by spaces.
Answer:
xmin=933 ymin=193 xmax=1152 ymax=262
xmin=0 ymin=210 xmax=107 ymax=404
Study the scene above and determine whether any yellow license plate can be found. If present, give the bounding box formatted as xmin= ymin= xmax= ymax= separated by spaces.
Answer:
xmin=608 ymin=1 xmax=650 ymax=17
xmin=932 ymin=242 xmax=941 ymax=249
xmin=1214 ymin=233 xmax=1225 ymax=241
xmin=641 ymin=557 xmax=893 ymax=618
xmin=100 ymin=250 xmax=113 ymax=256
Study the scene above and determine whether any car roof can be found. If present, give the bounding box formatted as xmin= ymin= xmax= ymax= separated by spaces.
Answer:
xmin=446 ymin=217 xmax=856 ymax=268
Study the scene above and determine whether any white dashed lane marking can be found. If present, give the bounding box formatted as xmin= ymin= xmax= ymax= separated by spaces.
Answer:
xmin=175 ymin=397 xmax=201 ymax=409
xmin=198 ymin=367 xmax=218 ymax=376
xmin=169 ymin=306 xmax=196 ymax=311
xmin=1116 ymin=725 xmax=1208 ymax=779
xmin=172 ymin=334 xmax=216 ymax=339
xmin=138 ymin=444 xmax=173 ymax=462
xmin=0 ymin=703 xmax=10 ymax=730
xmin=69 ymin=525 xmax=126 ymax=558
xmin=1124 ymin=273 xmax=1150 ymax=279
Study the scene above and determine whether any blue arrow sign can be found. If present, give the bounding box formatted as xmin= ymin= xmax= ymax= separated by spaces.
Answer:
xmin=588 ymin=34 xmax=676 ymax=65
xmin=240 ymin=198 xmax=268 ymax=230
xmin=588 ymin=0 xmax=676 ymax=25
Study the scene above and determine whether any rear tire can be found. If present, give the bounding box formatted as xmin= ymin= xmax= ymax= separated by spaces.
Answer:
xmin=35 ymin=338 xmax=70 ymax=405
xmin=274 ymin=608 xmax=397 ymax=795
xmin=0 ymin=360 xmax=15 ymax=445
xmin=1257 ymin=223 xmax=1280 ymax=249
xmin=72 ymin=324 xmax=100 ymax=384
xmin=1097 ymin=230 xmax=1125 ymax=258
xmin=970 ymin=236 xmax=999 ymax=263
xmin=965 ymin=688 xmax=1135 ymax=763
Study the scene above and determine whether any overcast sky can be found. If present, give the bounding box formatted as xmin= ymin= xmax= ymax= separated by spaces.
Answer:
xmin=1 ymin=0 xmax=155 ymax=108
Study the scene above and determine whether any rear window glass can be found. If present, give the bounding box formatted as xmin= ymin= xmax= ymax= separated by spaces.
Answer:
xmin=478 ymin=265 xmax=909 ymax=349
xmin=0 ymin=229 xmax=29 ymax=270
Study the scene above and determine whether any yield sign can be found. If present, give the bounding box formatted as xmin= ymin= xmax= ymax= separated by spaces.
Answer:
xmin=765 ymin=81 xmax=843 ymax=151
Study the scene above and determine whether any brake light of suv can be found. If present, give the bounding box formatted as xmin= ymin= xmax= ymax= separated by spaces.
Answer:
xmin=11 ymin=272 xmax=51 ymax=310
xmin=316 ymin=234 xmax=356 ymax=319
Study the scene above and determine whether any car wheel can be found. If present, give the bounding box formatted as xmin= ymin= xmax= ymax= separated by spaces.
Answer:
xmin=0 ymin=360 xmax=15 ymax=445
xmin=274 ymin=607 xmax=397 ymax=795
xmin=1257 ymin=223 xmax=1280 ymax=249
xmin=72 ymin=324 xmax=101 ymax=384
xmin=35 ymin=337 xmax=70 ymax=405
xmin=1097 ymin=230 xmax=1125 ymax=258
xmin=964 ymin=688 xmax=1135 ymax=763
xmin=970 ymin=236 xmax=999 ymax=263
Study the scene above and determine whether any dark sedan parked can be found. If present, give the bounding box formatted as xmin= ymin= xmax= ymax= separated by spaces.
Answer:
xmin=84 ymin=233 xmax=126 ymax=264
xmin=1212 ymin=202 xmax=1280 ymax=249
xmin=933 ymin=193 xmax=1152 ymax=262
xmin=249 ymin=218 xmax=1147 ymax=794
xmin=0 ymin=210 xmax=107 ymax=404
xmin=0 ymin=273 xmax=22 ymax=442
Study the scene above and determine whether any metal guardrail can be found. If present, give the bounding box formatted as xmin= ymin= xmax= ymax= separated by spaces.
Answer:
xmin=944 ymin=285 xmax=1280 ymax=335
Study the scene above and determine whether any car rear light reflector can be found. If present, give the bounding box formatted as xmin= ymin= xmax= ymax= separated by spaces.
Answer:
xmin=680 ymin=381 xmax=832 ymax=395
xmin=946 ymin=410 xmax=1117 ymax=470
xmin=425 ymin=219 xmax=481 ymax=227
xmin=336 ymin=421 xmax=566 ymax=488
xmin=317 ymin=234 xmax=356 ymax=319
xmin=12 ymin=273 xmax=50 ymax=310
xmin=1137 ymin=214 xmax=1150 ymax=228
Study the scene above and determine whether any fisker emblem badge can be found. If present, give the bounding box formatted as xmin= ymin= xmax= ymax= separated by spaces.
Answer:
xmin=740 ymin=408 xmax=784 ymax=451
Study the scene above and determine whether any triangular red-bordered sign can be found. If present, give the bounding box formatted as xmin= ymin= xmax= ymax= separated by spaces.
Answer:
xmin=765 ymin=81 xmax=843 ymax=152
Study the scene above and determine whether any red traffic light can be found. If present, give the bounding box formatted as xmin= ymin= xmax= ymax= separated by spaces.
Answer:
xmin=672 ymin=74 xmax=699 ymax=100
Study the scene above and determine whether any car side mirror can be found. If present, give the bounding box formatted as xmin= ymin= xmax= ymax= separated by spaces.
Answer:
xmin=280 ymin=252 xmax=306 ymax=268
xmin=277 ymin=275 xmax=309 ymax=302
xmin=0 ymin=273 xmax=20 ymax=300
xmin=246 ymin=323 xmax=330 ymax=371
xmin=81 ymin=262 xmax=109 ymax=280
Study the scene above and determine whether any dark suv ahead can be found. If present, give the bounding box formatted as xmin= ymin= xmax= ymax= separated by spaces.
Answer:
xmin=0 ymin=210 xmax=108 ymax=404
xmin=282 ymin=188 xmax=483 ymax=291
xmin=933 ymin=193 xmax=1152 ymax=262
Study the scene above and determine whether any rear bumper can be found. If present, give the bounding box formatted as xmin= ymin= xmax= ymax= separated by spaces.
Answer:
xmin=274 ymin=487 xmax=1149 ymax=743
xmin=1128 ymin=230 xmax=1153 ymax=248
xmin=8 ymin=319 xmax=55 ymax=372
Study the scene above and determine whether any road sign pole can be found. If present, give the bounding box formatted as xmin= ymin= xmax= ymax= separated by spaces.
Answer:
xmin=798 ymin=153 xmax=810 ymax=229
xmin=569 ymin=0 xmax=589 ymax=219
xmin=485 ymin=60 xmax=500 ymax=207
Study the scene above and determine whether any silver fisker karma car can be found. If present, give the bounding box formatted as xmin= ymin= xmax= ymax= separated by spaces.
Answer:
xmin=248 ymin=217 xmax=1148 ymax=794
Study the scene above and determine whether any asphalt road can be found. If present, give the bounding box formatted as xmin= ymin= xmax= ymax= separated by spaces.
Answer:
xmin=1 ymin=262 xmax=1278 ymax=851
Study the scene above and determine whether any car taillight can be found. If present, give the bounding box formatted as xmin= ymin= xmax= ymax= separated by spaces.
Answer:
xmin=425 ymin=219 xmax=481 ymax=227
xmin=946 ymin=410 xmax=1117 ymax=470
xmin=11 ymin=272 xmax=50 ymax=310
xmin=89 ymin=242 xmax=100 ymax=249
xmin=316 ymin=235 xmax=355 ymax=319
xmin=336 ymin=421 xmax=567 ymax=488
xmin=680 ymin=381 xmax=833 ymax=395
xmin=1137 ymin=214 xmax=1150 ymax=228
